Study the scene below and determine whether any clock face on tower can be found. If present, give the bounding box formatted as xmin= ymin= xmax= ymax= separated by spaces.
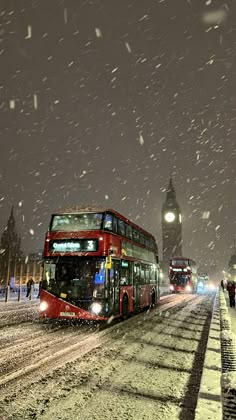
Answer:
xmin=164 ymin=211 xmax=175 ymax=223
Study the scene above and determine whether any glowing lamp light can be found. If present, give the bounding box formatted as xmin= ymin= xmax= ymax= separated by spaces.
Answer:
xmin=185 ymin=285 xmax=192 ymax=293
xmin=164 ymin=212 xmax=175 ymax=223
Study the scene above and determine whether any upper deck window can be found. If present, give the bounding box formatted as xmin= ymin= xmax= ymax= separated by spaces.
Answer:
xmin=50 ymin=213 xmax=103 ymax=232
xmin=125 ymin=224 xmax=133 ymax=240
xmin=117 ymin=219 xmax=126 ymax=236
xmin=171 ymin=259 xmax=189 ymax=267
xmin=104 ymin=214 xmax=113 ymax=231
xmin=133 ymin=229 xmax=140 ymax=243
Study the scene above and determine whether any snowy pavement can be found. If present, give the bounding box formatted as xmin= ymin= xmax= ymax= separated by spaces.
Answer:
xmin=195 ymin=293 xmax=221 ymax=420
xmin=0 ymin=294 xmax=215 ymax=420
xmin=0 ymin=300 xmax=39 ymax=327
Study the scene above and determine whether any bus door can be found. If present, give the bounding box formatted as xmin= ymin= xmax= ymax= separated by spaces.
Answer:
xmin=109 ymin=259 xmax=120 ymax=315
xmin=133 ymin=262 xmax=140 ymax=311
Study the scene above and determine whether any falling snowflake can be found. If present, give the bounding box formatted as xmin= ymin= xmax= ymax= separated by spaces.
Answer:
xmin=105 ymin=195 xmax=109 ymax=200
xmin=202 ymin=9 xmax=228 ymax=25
xmin=125 ymin=42 xmax=132 ymax=53
xmin=9 ymin=99 xmax=15 ymax=109
xmin=25 ymin=25 xmax=32 ymax=39
xmin=33 ymin=94 xmax=38 ymax=110
xmin=95 ymin=28 xmax=102 ymax=38
xmin=202 ymin=211 xmax=210 ymax=219
xmin=64 ymin=8 xmax=68 ymax=24
xmin=29 ymin=229 xmax=34 ymax=235
xmin=139 ymin=133 xmax=144 ymax=146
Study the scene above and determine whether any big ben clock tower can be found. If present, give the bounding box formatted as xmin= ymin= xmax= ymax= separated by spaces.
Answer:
xmin=162 ymin=178 xmax=182 ymax=273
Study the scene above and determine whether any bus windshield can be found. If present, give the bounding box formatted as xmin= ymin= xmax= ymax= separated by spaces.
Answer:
xmin=171 ymin=259 xmax=189 ymax=267
xmin=50 ymin=213 xmax=103 ymax=232
xmin=170 ymin=273 xmax=188 ymax=285
xmin=42 ymin=257 xmax=106 ymax=301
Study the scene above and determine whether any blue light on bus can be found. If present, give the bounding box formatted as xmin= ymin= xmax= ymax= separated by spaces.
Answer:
xmin=94 ymin=272 xmax=105 ymax=284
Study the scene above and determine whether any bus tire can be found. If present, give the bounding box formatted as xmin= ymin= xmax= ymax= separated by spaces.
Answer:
xmin=121 ymin=295 xmax=129 ymax=319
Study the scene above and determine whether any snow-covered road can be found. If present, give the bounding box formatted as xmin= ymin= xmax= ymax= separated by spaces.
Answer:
xmin=0 ymin=294 xmax=215 ymax=420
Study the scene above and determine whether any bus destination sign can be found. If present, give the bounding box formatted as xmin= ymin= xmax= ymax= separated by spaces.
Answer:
xmin=49 ymin=239 xmax=98 ymax=253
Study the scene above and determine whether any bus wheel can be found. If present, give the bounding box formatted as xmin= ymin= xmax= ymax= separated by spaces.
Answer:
xmin=122 ymin=295 xmax=129 ymax=319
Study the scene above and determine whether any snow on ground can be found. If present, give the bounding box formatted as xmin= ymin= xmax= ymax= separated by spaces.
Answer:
xmin=0 ymin=300 xmax=39 ymax=326
xmin=0 ymin=294 xmax=215 ymax=420
xmin=195 ymin=294 xmax=222 ymax=420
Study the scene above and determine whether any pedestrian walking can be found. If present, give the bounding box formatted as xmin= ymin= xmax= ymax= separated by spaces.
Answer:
xmin=227 ymin=280 xmax=236 ymax=308
xmin=26 ymin=278 xmax=34 ymax=299
xmin=37 ymin=280 xmax=42 ymax=299
xmin=221 ymin=279 xmax=225 ymax=291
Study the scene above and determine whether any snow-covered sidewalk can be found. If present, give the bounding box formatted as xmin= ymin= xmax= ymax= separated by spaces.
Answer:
xmin=195 ymin=293 xmax=222 ymax=420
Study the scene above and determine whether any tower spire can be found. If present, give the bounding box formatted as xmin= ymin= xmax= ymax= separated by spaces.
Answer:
xmin=161 ymin=176 xmax=182 ymax=273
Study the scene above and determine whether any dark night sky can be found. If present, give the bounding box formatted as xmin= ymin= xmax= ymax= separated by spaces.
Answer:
xmin=0 ymin=0 xmax=236 ymax=275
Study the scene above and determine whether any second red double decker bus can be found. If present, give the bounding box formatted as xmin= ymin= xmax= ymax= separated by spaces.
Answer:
xmin=39 ymin=206 xmax=160 ymax=321
xmin=169 ymin=256 xmax=197 ymax=293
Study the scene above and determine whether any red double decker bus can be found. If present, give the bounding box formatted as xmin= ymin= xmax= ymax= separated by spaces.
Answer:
xmin=39 ymin=206 xmax=160 ymax=321
xmin=169 ymin=256 xmax=197 ymax=293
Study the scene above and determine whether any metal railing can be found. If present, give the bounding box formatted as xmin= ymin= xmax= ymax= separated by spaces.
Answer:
xmin=0 ymin=284 xmax=39 ymax=302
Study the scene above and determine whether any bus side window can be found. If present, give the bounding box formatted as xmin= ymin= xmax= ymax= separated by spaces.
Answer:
xmin=140 ymin=264 xmax=145 ymax=284
xmin=113 ymin=216 xmax=118 ymax=233
xmin=104 ymin=214 xmax=113 ymax=231
xmin=125 ymin=224 xmax=132 ymax=240
xmin=140 ymin=234 xmax=145 ymax=245
xmin=120 ymin=261 xmax=132 ymax=285
xmin=145 ymin=264 xmax=151 ymax=284
xmin=134 ymin=263 xmax=140 ymax=284
xmin=133 ymin=229 xmax=140 ymax=244
xmin=150 ymin=264 xmax=156 ymax=284
xmin=118 ymin=219 xmax=125 ymax=236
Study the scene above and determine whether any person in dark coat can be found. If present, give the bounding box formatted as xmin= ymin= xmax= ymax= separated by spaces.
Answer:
xmin=227 ymin=280 xmax=236 ymax=308
xmin=221 ymin=279 xmax=225 ymax=291
xmin=37 ymin=280 xmax=42 ymax=299
xmin=26 ymin=278 xmax=34 ymax=299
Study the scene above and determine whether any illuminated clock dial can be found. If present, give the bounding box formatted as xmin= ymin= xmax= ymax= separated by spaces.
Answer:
xmin=164 ymin=212 xmax=175 ymax=222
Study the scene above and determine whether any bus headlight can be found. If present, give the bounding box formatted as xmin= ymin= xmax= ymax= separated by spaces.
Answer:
xmin=185 ymin=285 xmax=192 ymax=292
xmin=39 ymin=301 xmax=48 ymax=312
xmin=91 ymin=302 xmax=102 ymax=315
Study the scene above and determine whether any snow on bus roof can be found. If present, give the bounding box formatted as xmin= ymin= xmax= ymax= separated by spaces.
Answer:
xmin=54 ymin=205 xmax=107 ymax=214
xmin=171 ymin=256 xmax=189 ymax=259
xmin=53 ymin=205 xmax=156 ymax=239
